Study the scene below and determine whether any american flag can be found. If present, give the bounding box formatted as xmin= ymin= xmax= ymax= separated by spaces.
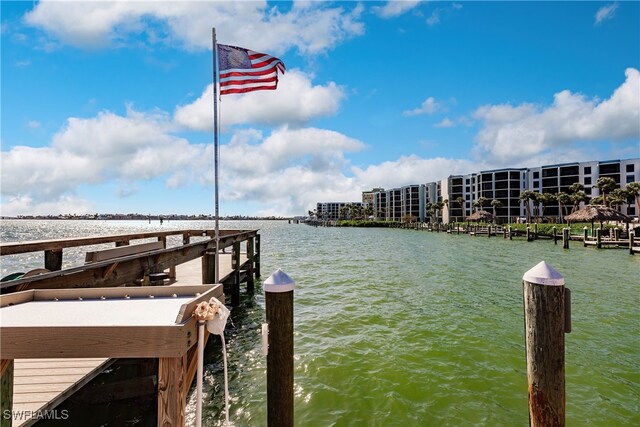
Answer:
xmin=217 ymin=44 xmax=286 ymax=95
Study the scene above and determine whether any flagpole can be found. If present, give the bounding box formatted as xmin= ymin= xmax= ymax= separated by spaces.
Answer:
xmin=212 ymin=27 xmax=220 ymax=284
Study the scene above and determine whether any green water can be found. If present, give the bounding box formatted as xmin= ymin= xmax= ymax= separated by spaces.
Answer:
xmin=1 ymin=220 xmax=638 ymax=426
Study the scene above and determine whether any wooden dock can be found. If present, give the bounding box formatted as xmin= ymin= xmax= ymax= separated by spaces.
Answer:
xmin=1 ymin=229 xmax=260 ymax=427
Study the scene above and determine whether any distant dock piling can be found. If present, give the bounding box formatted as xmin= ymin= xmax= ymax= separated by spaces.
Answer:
xmin=523 ymin=261 xmax=569 ymax=427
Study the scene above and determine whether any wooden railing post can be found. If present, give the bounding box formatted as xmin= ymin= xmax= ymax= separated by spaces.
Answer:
xmin=202 ymin=251 xmax=216 ymax=284
xmin=1 ymin=359 xmax=13 ymax=427
xmin=523 ymin=261 xmax=567 ymax=427
xmin=44 ymin=249 xmax=63 ymax=271
xmin=265 ymin=270 xmax=295 ymax=427
xmin=246 ymin=237 xmax=255 ymax=292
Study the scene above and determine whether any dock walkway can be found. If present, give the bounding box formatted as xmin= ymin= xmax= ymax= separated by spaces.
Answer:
xmin=8 ymin=251 xmax=252 ymax=426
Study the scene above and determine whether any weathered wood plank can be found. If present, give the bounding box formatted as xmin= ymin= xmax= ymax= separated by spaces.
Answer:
xmin=158 ymin=356 xmax=186 ymax=427
xmin=85 ymin=241 xmax=164 ymax=263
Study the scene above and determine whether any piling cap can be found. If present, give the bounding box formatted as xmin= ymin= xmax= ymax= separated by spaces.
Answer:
xmin=523 ymin=261 xmax=565 ymax=286
xmin=264 ymin=269 xmax=295 ymax=293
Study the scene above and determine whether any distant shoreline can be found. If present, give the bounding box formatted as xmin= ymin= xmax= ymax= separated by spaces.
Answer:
xmin=1 ymin=216 xmax=297 ymax=221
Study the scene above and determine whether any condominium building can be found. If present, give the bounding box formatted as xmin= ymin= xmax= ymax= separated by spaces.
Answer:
xmin=316 ymin=202 xmax=365 ymax=221
xmin=316 ymin=158 xmax=639 ymax=223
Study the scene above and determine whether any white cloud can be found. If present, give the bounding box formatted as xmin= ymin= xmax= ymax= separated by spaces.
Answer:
xmin=26 ymin=120 xmax=41 ymax=129
xmin=352 ymin=155 xmax=480 ymax=190
xmin=1 ymin=107 xmax=205 ymax=202
xmin=1 ymin=194 xmax=95 ymax=217
xmin=24 ymin=1 xmax=364 ymax=54
xmin=473 ymin=67 xmax=640 ymax=163
xmin=374 ymin=1 xmax=422 ymax=19
xmin=403 ymin=97 xmax=440 ymax=116
xmin=174 ymin=70 xmax=345 ymax=131
xmin=426 ymin=9 xmax=440 ymax=26
xmin=595 ymin=3 xmax=619 ymax=26
xmin=435 ymin=117 xmax=454 ymax=128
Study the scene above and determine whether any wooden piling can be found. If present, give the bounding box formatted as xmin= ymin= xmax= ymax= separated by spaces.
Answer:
xmin=630 ymin=231 xmax=635 ymax=255
xmin=563 ymin=227 xmax=569 ymax=249
xmin=231 ymin=241 xmax=241 ymax=305
xmin=265 ymin=271 xmax=295 ymax=427
xmin=509 ymin=226 xmax=513 ymax=240
xmin=583 ymin=227 xmax=588 ymax=247
xmin=526 ymin=226 xmax=532 ymax=242
xmin=553 ymin=226 xmax=558 ymax=245
xmin=534 ymin=223 xmax=538 ymax=240
xmin=157 ymin=356 xmax=186 ymax=427
xmin=255 ymin=234 xmax=261 ymax=278
xmin=596 ymin=228 xmax=602 ymax=249
xmin=523 ymin=262 xmax=566 ymax=427
xmin=246 ymin=237 xmax=255 ymax=291
xmin=1 ymin=359 xmax=13 ymax=427
xmin=44 ymin=249 xmax=63 ymax=271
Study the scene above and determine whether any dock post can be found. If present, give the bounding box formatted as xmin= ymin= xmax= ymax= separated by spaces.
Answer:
xmin=509 ymin=226 xmax=513 ymax=240
xmin=583 ymin=227 xmax=588 ymax=247
xmin=534 ymin=223 xmax=538 ymax=240
xmin=522 ymin=261 xmax=567 ymax=427
xmin=526 ymin=226 xmax=532 ymax=242
xmin=614 ymin=227 xmax=620 ymax=241
xmin=246 ymin=237 xmax=255 ymax=292
xmin=255 ymin=234 xmax=261 ymax=278
xmin=596 ymin=228 xmax=602 ymax=249
xmin=264 ymin=270 xmax=295 ymax=427
xmin=231 ymin=241 xmax=241 ymax=305
xmin=1 ymin=359 xmax=13 ymax=427
xmin=157 ymin=356 xmax=187 ymax=427
xmin=488 ymin=225 xmax=491 ymax=238
xmin=202 ymin=250 xmax=216 ymax=284
xmin=553 ymin=226 xmax=557 ymax=245
xmin=562 ymin=227 xmax=570 ymax=249
xmin=44 ymin=249 xmax=63 ymax=271
xmin=630 ymin=231 xmax=635 ymax=255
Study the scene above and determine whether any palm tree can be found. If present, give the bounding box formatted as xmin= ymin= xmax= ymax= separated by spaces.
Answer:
xmin=608 ymin=188 xmax=627 ymax=210
xmin=519 ymin=190 xmax=535 ymax=223
xmin=568 ymin=182 xmax=584 ymax=194
xmin=571 ymin=191 xmax=590 ymax=213
xmin=595 ymin=176 xmax=617 ymax=207
xmin=538 ymin=192 xmax=556 ymax=220
xmin=624 ymin=181 xmax=640 ymax=214
xmin=490 ymin=199 xmax=503 ymax=218
xmin=556 ymin=192 xmax=571 ymax=222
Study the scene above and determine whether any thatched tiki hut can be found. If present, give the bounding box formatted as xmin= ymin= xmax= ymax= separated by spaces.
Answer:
xmin=467 ymin=210 xmax=495 ymax=223
xmin=564 ymin=204 xmax=631 ymax=235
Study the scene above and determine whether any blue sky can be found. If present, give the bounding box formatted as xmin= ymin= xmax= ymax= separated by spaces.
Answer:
xmin=1 ymin=1 xmax=639 ymax=217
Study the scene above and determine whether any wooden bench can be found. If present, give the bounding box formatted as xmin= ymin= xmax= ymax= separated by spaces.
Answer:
xmin=85 ymin=241 xmax=169 ymax=285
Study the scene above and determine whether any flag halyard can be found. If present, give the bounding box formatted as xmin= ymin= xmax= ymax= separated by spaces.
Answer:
xmin=217 ymin=44 xmax=286 ymax=95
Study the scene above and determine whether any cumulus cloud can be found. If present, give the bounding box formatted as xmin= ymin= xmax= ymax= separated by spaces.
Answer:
xmin=1 ymin=107 xmax=206 ymax=202
xmin=435 ymin=117 xmax=455 ymax=128
xmin=24 ymin=1 xmax=364 ymax=54
xmin=595 ymin=3 xmax=619 ymax=26
xmin=403 ymin=97 xmax=440 ymax=116
xmin=373 ymin=1 xmax=422 ymax=18
xmin=1 ymin=194 xmax=95 ymax=217
xmin=174 ymin=70 xmax=345 ymax=131
xmin=473 ymin=67 xmax=640 ymax=164
xmin=351 ymin=155 xmax=480 ymax=191
xmin=1 ymin=105 xmax=368 ymax=216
